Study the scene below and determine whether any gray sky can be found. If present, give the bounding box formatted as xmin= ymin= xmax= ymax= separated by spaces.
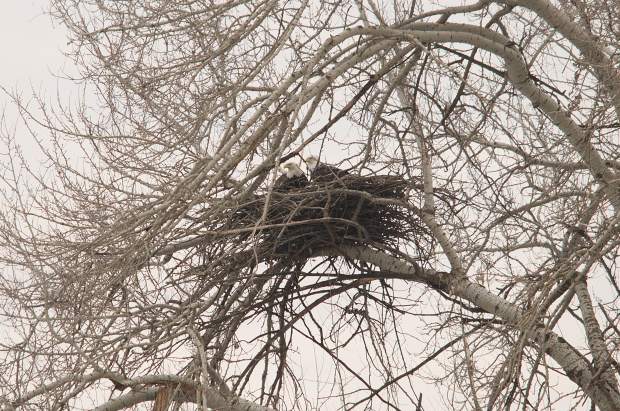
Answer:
xmin=0 ymin=2 xmax=76 ymax=167
xmin=1 ymin=2 xmax=65 ymax=85
xmin=0 ymin=2 xmax=68 ymax=112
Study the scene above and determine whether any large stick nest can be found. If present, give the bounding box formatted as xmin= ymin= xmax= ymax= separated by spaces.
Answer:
xmin=211 ymin=174 xmax=437 ymax=264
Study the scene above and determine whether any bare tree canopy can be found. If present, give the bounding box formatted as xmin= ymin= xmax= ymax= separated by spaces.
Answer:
xmin=1 ymin=0 xmax=620 ymax=410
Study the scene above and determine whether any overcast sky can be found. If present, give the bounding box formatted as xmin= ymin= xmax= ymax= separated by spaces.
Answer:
xmin=0 ymin=2 xmax=78 ymax=167
xmin=0 ymin=2 xmax=66 ymax=87
xmin=0 ymin=2 xmax=69 ymax=118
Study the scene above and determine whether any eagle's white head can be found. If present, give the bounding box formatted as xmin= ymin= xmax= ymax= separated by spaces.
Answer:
xmin=280 ymin=162 xmax=304 ymax=178
xmin=304 ymin=155 xmax=319 ymax=171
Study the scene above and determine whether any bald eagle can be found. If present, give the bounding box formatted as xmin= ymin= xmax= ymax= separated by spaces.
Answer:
xmin=304 ymin=155 xmax=349 ymax=183
xmin=274 ymin=162 xmax=308 ymax=192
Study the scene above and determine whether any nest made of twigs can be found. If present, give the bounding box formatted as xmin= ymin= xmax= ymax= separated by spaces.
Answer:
xmin=223 ymin=174 xmax=435 ymax=261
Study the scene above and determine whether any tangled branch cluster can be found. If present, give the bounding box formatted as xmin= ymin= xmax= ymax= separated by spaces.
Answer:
xmin=213 ymin=175 xmax=436 ymax=266
xmin=163 ymin=172 xmax=445 ymax=324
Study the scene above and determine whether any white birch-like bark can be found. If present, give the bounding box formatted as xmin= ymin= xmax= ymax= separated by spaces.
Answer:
xmin=2 ymin=372 xmax=274 ymax=411
xmin=499 ymin=0 xmax=620 ymax=119
xmin=90 ymin=387 xmax=275 ymax=411
xmin=357 ymin=23 xmax=620 ymax=209
xmin=322 ymin=246 xmax=620 ymax=411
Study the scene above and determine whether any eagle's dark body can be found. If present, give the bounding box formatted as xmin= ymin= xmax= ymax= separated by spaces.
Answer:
xmin=305 ymin=155 xmax=349 ymax=183
xmin=274 ymin=162 xmax=308 ymax=192
xmin=311 ymin=163 xmax=349 ymax=183
xmin=274 ymin=173 xmax=308 ymax=192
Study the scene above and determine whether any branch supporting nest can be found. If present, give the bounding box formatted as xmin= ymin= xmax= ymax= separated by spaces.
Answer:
xmin=216 ymin=174 xmax=437 ymax=263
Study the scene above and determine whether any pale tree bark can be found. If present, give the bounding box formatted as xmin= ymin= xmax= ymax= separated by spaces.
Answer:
xmin=323 ymin=244 xmax=620 ymax=411
xmin=1 ymin=1 xmax=619 ymax=410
